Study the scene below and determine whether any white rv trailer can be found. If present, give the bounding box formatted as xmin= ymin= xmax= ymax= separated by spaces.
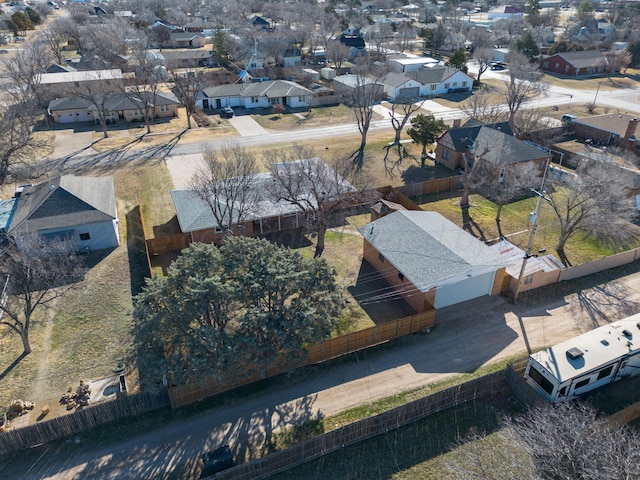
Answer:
xmin=524 ymin=313 xmax=640 ymax=402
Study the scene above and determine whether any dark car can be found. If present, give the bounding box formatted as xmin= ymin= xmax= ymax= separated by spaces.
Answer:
xmin=221 ymin=106 xmax=234 ymax=118
xmin=490 ymin=62 xmax=506 ymax=70
xmin=200 ymin=445 xmax=233 ymax=478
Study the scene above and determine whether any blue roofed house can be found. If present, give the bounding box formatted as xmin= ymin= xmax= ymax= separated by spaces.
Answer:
xmin=359 ymin=211 xmax=506 ymax=312
xmin=6 ymin=175 xmax=119 ymax=252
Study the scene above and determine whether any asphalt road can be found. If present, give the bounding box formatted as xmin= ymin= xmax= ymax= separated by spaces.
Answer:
xmin=3 ymin=267 xmax=640 ymax=479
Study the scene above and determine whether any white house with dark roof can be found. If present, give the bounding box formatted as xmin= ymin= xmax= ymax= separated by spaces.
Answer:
xmin=359 ymin=211 xmax=506 ymax=311
xmin=7 ymin=175 xmax=119 ymax=252
xmin=406 ymin=66 xmax=474 ymax=96
xmin=197 ymin=80 xmax=314 ymax=110
xmin=379 ymin=72 xmax=424 ymax=101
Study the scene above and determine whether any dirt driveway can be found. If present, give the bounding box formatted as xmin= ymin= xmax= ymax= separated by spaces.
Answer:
xmin=3 ymin=264 xmax=640 ymax=479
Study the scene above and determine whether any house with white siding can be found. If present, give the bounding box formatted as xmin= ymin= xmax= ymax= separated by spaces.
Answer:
xmin=197 ymin=80 xmax=314 ymax=110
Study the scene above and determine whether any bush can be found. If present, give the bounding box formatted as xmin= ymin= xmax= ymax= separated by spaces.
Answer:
xmin=272 ymin=103 xmax=285 ymax=115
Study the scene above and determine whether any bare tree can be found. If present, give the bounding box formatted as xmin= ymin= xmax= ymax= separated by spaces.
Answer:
xmin=0 ymin=234 xmax=85 ymax=355
xmin=148 ymin=24 xmax=171 ymax=50
xmin=167 ymin=69 xmax=205 ymax=129
xmin=68 ymin=73 xmax=124 ymax=139
xmin=3 ymin=41 xmax=51 ymax=106
xmin=325 ymin=39 xmax=351 ymax=75
xmin=504 ymin=51 xmax=547 ymax=123
xmin=383 ymin=97 xmax=426 ymax=176
xmin=42 ymin=18 xmax=75 ymax=65
xmin=506 ymin=402 xmax=640 ymax=480
xmin=473 ymin=47 xmax=497 ymax=84
xmin=190 ymin=145 xmax=260 ymax=235
xmin=265 ymin=146 xmax=375 ymax=258
xmin=462 ymin=92 xmax=508 ymax=125
xmin=548 ymin=159 xmax=638 ymax=266
xmin=604 ymin=49 xmax=632 ymax=77
xmin=343 ymin=57 xmax=386 ymax=170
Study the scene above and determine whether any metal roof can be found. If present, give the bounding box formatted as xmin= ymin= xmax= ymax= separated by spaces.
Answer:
xmin=0 ymin=198 xmax=16 ymax=233
xmin=37 ymin=69 xmax=123 ymax=85
xmin=358 ymin=211 xmax=506 ymax=292
xmin=530 ymin=313 xmax=640 ymax=383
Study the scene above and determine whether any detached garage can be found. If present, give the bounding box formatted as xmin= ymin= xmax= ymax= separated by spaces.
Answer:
xmin=359 ymin=211 xmax=506 ymax=312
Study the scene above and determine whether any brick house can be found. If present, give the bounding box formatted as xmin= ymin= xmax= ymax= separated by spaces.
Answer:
xmin=541 ymin=50 xmax=608 ymax=78
xmin=572 ymin=113 xmax=639 ymax=150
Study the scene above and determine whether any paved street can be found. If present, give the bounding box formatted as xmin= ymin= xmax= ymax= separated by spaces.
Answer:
xmin=3 ymin=267 xmax=640 ymax=479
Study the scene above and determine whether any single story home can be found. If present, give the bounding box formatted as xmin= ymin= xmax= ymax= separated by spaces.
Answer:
xmin=435 ymin=119 xmax=551 ymax=179
xmin=36 ymin=69 xmax=123 ymax=90
xmin=541 ymin=50 xmax=608 ymax=78
xmin=147 ymin=49 xmax=214 ymax=68
xmin=280 ymin=48 xmax=302 ymax=67
xmin=47 ymin=91 xmax=181 ymax=124
xmin=171 ymin=158 xmax=354 ymax=245
xmin=197 ymin=80 xmax=314 ymax=110
xmin=6 ymin=175 xmax=119 ymax=252
xmin=332 ymin=74 xmax=385 ymax=103
xmin=379 ymin=72 xmax=424 ymax=101
xmin=359 ymin=210 xmax=506 ymax=311
xmin=406 ymin=66 xmax=474 ymax=96
xmin=168 ymin=31 xmax=206 ymax=48
xmin=572 ymin=113 xmax=639 ymax=150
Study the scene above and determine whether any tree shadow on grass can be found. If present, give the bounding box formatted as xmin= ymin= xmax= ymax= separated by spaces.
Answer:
xmin=0 ymin=352 xmax=27 ymax=382
xmin=461 ymin=205 xmax=487 ymax=242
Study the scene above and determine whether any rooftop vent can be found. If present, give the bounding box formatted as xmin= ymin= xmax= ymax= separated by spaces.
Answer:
xmin=566 ymin=347 xmax=584 ymax=360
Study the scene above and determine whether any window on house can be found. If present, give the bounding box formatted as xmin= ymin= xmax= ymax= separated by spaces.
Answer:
xmin=555 ymin=63 xmax=559 ymax=68
xmin=378 ymin=252 xmax=385 ymax=263
xmin=215 ymin=226 xmax=224 ymax=233
xmin=565 ymin=65 xmax=570 ymax=72
xmin=160 ymin=105 xmax=170 ymax=112
xmin=251 ymin=96 xmax=259 ymax=103
xmin=442 ymin=149 xmax=450 ymax=160
xmin=444 ymin=83 xmax=450 ymax=89
xmin=462 ymin=81 xmax=467 ymax=87
xmin=453 ymin=82 xmax=458 ymax=87
xmin=498 ymin=167 xmax=506 ymax=184
xmin=79 ymin=233 xmax=90 ymax=241
xmin=430 ymin=84 xmax=437 ymax=91
xmin=298 ymin=96 xmax=304 ymax=102
xmin=524 ymin=274 xmax=533 ymax=285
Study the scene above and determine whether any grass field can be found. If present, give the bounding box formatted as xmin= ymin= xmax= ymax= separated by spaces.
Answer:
xmin=251 ymin=104 xmax=363 ymax=130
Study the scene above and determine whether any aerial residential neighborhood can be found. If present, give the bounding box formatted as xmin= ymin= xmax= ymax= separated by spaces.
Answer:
xmin=1 ymin=0 xmax=640 ymax=478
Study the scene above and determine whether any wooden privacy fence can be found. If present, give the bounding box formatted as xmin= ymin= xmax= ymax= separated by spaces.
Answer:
xmin=209 ymin=369 xmax=510 ymax=480
xmin=146 ymin=233 xmax=192 ymax=256
xmin=0 ymin=390 xmax=170 ymax=456
xmin=393 ymin=176 xmax=459 ymax=198
xmin=168 ymin=310 xmax=435 ymax=408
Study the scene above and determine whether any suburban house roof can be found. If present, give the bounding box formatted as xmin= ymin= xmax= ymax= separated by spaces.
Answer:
xmin=440 ymin=120 xmax=513 ymax=151
xmin=472 ymin=127 xmax=551 ymax=165
xmin=37 ymin=69 xmax=123 ymax=85
xmin=44 ymin=63 xmax=78 ymax=74
xmin=282 ymin=48 xmax=301 ymax=57
xmin=388 ymin=56 xmax=440 ymax=67
xmin=48 ymin=91 xmax=180 ymax=113
xmin=8 ymin=176 xmax=116 ymax=235
xmin=156 ymin=49 xmax=213 ymax=61
xmin=547 ymin=50 xmax=606 ymax=69
xmin=171 ymin=158 xmax=353 ymax=232
xmin=407 ymin=66 xmax=468 ymax=85
xmin=333 ymin=74 xmax=383 ymax=88
xmin=381 ymin=72 xmax=415 ymax=88
xmin=489 ymin=4 xmax=523 ymax=14
xmin=0 ymin=198 xmax=17 ymax=233
xmin=359 ymin=211 xmax=505 ymax=292
xmin=489 ymin=239 xmax=563 ymax=277
xmin=201 ymin=80 xmax=313 ymax=99
xmin=573 ymin=113 xmax=639 ymax=136
xmin=170 ymin=31 xmax=205 ymax=41
xmin=340 ymin=34 xmax=366 ymax=49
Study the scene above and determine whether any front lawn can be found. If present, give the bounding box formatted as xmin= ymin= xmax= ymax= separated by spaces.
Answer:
xmin=250 ymin=104 xmax=368 ymax=130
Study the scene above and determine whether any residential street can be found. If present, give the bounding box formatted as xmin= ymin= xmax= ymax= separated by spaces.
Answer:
xmin=3 ymin=266 xmax=640 ymax=479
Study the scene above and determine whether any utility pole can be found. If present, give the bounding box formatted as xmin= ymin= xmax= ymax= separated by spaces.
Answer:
xmin=513 ymin=161 xmax=550 ymax=304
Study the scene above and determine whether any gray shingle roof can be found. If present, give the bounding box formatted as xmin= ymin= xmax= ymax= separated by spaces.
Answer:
xmin=407 ymin=66 xmax=460 ymax=85
xmin=441 ymin=120 xmax=513 ymax=151
xmin=172 ymin=158 xmax=353 ymax=232
xmin=359 ymin=211 xmax=505 ymax=292
xmin=381 ymin=72 xmax=412 ymax=88
xmin=552 ymin=50 xmax=606 ymax=69
xmin=8 ymin=175 xmax=116 ymax=234
xmin=48 ymin=92 xmax=180 ymax=112
xmin=201 ymin=80 xmax=313 ymax=99
xmin=573 ymin=113 xmax=638 ymax=136
xmin=472 ymin=127 xmax=550 ymax=165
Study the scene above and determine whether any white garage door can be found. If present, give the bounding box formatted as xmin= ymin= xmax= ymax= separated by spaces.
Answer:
xmin=434 ymin=270 xmax=496 ymax=309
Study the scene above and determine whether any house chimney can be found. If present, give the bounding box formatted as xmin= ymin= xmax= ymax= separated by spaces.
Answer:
xmin=622 ymin=118 xmax=639 ymax=150
xmin=453 ymin=119 xmax=461 ymax=128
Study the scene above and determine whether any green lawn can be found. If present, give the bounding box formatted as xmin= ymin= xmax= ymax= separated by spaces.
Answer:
xmin=416 ymin=192 xmax=636 ymax=266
